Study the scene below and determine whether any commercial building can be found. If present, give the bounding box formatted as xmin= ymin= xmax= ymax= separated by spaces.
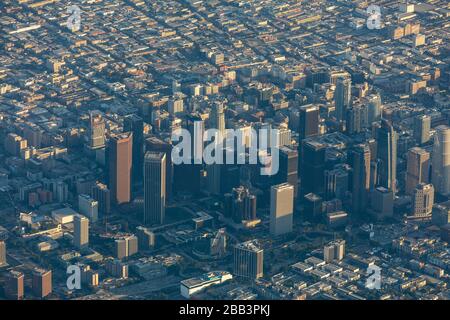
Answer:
xmin=233 ymin=240 xmax=263 ymax=279
xmin=270 ymin=183 xmax=294 ymax=236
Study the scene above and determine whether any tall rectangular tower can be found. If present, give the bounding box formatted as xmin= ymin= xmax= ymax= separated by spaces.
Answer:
xmin=270 ymin=183 xmax=294 ymax=236
xmin=144 ymin=152 xmax=166 ymax=225
xmin=74 ymin=215 xmax=89 ymax=249
xmin=108 ymin=132 xmax=133 ymax=205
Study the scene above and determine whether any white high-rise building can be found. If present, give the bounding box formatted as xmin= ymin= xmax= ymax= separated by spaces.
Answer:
xmin=270 ymin=183 xmax=294 ymax=236
xmin=74 ymin=215 xmax=89 ymax=249
xmin=432 ymin=125 xmax=450 ymax=196
xmin=78 ymin=194 xmax=98 ymax=222
xmin=412 ymin=183 xmax=434 ymax=218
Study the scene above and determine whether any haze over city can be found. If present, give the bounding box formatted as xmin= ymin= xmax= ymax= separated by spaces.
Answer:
xmin=0 ymin=0 xmax=449 ymax=302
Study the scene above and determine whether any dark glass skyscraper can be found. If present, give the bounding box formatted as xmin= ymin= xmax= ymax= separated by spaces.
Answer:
xmin=124 ymin=114 xmax=144 ymax=185
xmin=277 ymin=146 xmax=299 ymax=198
xmin=299 ymin=104 xmax=319 ymax=140
xmin=376 ymin=120 xmax=397 ymax=194
xmin=335 ymin=77 xmax=352 ymax=124
xmin=350 ymin=144 xmax=371 ymax=219
xmin=144 ymin=152 xmax=166 ymax=225
xmin=301 ymin=140 xmax=326 ymax=195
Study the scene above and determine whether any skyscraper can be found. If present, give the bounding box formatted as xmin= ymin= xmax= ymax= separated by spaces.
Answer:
xmin=233 ymin=240 xmax=264 ymax=279
xmin=377 ymin=120 xmax=398 ymax=193
xmin=123 ymin=114 xmax=144 ymax=186
xmin=367 ymin=94 xmax=382 ymax=124
xmin=371 ymin=187 xmax=394 ymax=218
xmin=108 ymin=132 xmax=133 ymax=205
xmin=270 ymin=183 xmax=294 ymax=236
xmin=143 ymin=152 xmax=166 ymax=225
xmin=78 ymin=194 xmax=98 ymax=222
xmin=4 ymin=270 xmax=24 ymax=300
xmin=298 ymin=104 xmax=319 ymax=140
xmin=32 ymin=268 xmax=52 ymax=299
xmin=323 ymin=240 xmax=345 ymax=263
xmin=277 ymin=146 xmax=299 ymax=198
xmin=206 ymin=163 xmax=221 ymax=195
xmin=412 ymin=183 xmax=434 ymax=218
xmin=414 ymin=114 xmax=431 ymax=145
xmin=432 ymin=125 xmax=450 ymax=196
xmin=91 ymin=182 xmax=111 ymax=216
xmin=136 ymin=226 xmax=155 ymax=250
xmin=74 ymin=215 xmax=89 ymax=249
xmin=405 ymin=147 xmax=430 ymax=195
xmin=301 ymin=140 xmax=326 ymax=195
xmin=324 ymin=164 xmax=350 ymax=201
xmin=145 ymin=137 xmax=173 ymax=199
xmin=335 ymin=77 xmax=352 ymax=123
xmin=350 ymin=144 xmax=371 ymax=219
xmin=115 ymin=235 xmax=138 ymax=260
xmin=346 ymin=104 xmax=368 ymax=134
xmin=225 ymin=186 xmax=257 ymax=223
xmin=87 ymin=111 xmax=105 ymax=149
xmin=210 ymin=102 xmax=226 ymax=137
xmin=187 ymin=115 xmax=205 ymax=165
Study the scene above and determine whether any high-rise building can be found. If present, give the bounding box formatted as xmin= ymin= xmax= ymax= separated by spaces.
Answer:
xmin=115 ymin=239 xmax=128 ymax=260
xmin=335 ymin=77 xmax=352 ymax=123
xmin=350 ymin=144 xmax=371 ymax=219
xmin=298 ymin=104 xmax=319 ymax=140
xmin=136 ymin=226 xmax=155 ymax=250
xmin=324 ymin=164 xmax=350 ymax=200
xmin=367 ymin=94 xmax=382 ymax=124
xmin=414 ymin=114 xmax=431 ymax=145
xmin=4 ymin=270 xmax=24 ymax=300
xmin=91 ymin=182 xmax=111 ymax=216
xmin=32 ymin=268 xmax=52 ymax=299
xmin=371 ymin=187 xmax=394 ymax=218
xmin=108 ymin=132 xmax=133 ymax=205
xmin=4 ymin=133 xmax=27 ymax=156
xmin=78 ymin=194 xmax=98 ymax=222
xmin=405 ymin=147 xmax=430 ymax=195
xmin=412 ymin=183 xmax=434 ymax=218
xmin=277 ymin=146 xmax=299 ymax=198
xmin=74 ymin=215 xmax=89 ymax=249
xmin=346 ymin=104 xmax=368 ymax=134
xmin=377 ymin=120 xmax=398 ymax=193
xmin=115 ymin=235 xmax=138 ymax=260
xmin=432 ymin=201 xmax=450 ymax=226
xmin=206 ymin=163 xmax=222 ymax=195
xmin=301 ymin=140 xmax=326 ymax=195
xmin=432 ymin=125 xmax=450 ymax=196
xmin=233 ymin=240 xmax=264 ymax=279
xmin=87 ymin=111 xmax=105 ymax=149
xmin=143 ymin=152 xmax=166 ymax=225
xmin=224 ymin=186 xmax=257 ymax=223
xmin=323 ymin=240 xmax=345 ymax=263
xmin=0 ymin=241 xmax=6 ymax=267
xmin=210 ymin=102 xmax=226 ymax=137
xmin=187 ymin=115 xmax=205 ymax=165
xmin=270 ymin=183 xmax=294 ymax=236
xmin=105 ymin=259 xmax=129 ymax=279
xmin=145 ymin=137 xmax=173 ymax=199
xmin=303 ymin=193 xmax=323 ymax=221
xmin=168 ymin=97 xmax=184 ymax=114
xmin=123 ymin=115 xmax=144 ymax=185
xmin=173 ymin=116 xmax=204 ymax=195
